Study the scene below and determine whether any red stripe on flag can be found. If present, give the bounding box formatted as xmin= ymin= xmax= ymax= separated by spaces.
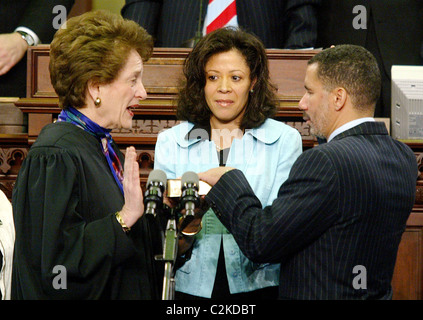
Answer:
xmin=206 ymin=1 xmax=237 ymax=33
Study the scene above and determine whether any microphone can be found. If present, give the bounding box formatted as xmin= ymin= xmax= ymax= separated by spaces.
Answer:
xmin=180 ymin=171 xmax=200 ymax=218
xmin=144 ymin=169 xmax=167 ymax=216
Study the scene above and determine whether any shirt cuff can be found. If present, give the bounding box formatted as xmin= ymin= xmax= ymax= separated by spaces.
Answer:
xmin=14 ymin=26 xmax=41 ymax=46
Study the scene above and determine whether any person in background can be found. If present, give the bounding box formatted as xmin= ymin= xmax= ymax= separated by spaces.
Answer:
xmin=199 ymin=44 xmax=418 ymax=299
xmin=154 ymin=27 xmax=303 ymax=299
xmin=12 ymin=10 xmax=161 ymax=299
xmin=0 ymin=189 xmax=14 ymax=300
xmin=0 ymin=0 xmax=75 ymax=97
xmin=315 ymin=0 xmax=423 ymax=118
xmin=121 ymin=0 xmax=321 ymax=49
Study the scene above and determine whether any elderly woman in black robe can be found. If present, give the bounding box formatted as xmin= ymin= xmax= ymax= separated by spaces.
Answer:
xmin=12 ymin=10 xmax=160 ymax=299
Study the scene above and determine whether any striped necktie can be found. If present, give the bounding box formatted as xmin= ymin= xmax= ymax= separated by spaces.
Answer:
xmin=203 ymin=0 xmax=238 ymax=35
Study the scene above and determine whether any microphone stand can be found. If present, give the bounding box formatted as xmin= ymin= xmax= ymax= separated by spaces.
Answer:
xmin=158 ymin=206 xmax=198 ymax=299
xmin=156 ymin=175 xmax=206 ymax=300
xmin=160 ymin=207 xmax=178 ymax=300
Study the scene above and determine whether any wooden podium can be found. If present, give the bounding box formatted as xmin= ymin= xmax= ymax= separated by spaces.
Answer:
xmin=1 ymin=45 xmax=422 ymax=299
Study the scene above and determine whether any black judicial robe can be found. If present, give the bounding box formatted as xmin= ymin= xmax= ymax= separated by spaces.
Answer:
xmin=12 ymin=122 xmax=160 ymax=299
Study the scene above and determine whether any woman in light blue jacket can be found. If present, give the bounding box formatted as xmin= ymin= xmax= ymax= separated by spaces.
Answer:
xmin=154 ymin=27 xmax=302 ymax=299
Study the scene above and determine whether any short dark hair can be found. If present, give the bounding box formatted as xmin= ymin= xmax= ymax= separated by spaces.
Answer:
xmin=308 ymin=44 xmax=381 ymax=111
xmin=50 ymin=10 xmax=153 ymax=109
xmin=177 ymin=27 xmax=277 ymax=129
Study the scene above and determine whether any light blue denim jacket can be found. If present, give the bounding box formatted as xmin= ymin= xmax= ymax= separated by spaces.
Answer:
xmin=154 ymin=118 xmax=302 ymax=298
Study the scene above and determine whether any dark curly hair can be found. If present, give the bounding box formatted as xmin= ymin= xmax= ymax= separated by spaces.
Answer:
xmin=177 ymin=27 xmax=277 ymax=130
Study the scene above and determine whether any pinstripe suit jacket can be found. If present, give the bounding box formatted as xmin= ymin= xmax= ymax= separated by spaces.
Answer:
xmin=121 ymin=0 xmax=320 ymax=48
xmin=206 ymin=122 xmax=418 ymax=299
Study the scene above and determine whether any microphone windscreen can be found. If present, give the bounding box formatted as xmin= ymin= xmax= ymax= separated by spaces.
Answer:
xmin=181 ymin=171 xmax=199 ymax=186
xmin=147 ymin=169 xmax=167 ymax=185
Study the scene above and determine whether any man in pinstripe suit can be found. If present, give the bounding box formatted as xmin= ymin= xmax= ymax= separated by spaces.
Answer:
xmin=199 ymin=45 xmax=418 ymax=299
xmin=121 ymin=0 xmax=320 ymax=48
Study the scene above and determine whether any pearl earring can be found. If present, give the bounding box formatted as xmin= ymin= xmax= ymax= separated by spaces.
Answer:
xmin=94 ymin=97 xmax=101 ymax=106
